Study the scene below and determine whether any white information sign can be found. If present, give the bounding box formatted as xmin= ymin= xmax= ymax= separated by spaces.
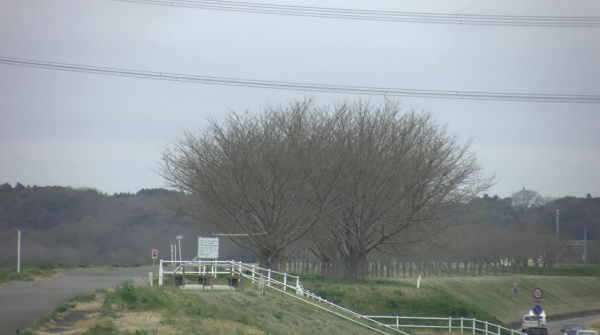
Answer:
xmin=198 ymin=237 xmax=219 ymax=259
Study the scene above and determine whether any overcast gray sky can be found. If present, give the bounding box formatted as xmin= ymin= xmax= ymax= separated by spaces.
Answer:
xmin=1 ymin=0 xmax=599 ymax=199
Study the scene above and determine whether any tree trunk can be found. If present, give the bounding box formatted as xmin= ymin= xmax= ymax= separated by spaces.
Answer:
xmin=403 ymin=262 xmax=407 ymax=278
xmin=342 ymin=253 xmax=369 ymax=283
xmin=463 ymin=261 xmax=468 ymax=275
xmin=258 ymin=253 xmax=281 ymax=273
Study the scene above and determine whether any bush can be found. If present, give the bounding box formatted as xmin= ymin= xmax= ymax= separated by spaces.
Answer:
xmin=105 ymin=281 xmax=167 ymax=310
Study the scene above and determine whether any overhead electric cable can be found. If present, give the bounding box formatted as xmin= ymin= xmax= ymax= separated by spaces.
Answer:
xmin=109 ymin=0 xmax=600 ymax=27
xmin=1 ymin=56 xmax=599 ymax=103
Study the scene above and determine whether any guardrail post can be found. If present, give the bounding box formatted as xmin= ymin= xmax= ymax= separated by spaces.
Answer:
xmin=461 ymin=317 xmax=464 ymax=333
xmin=396 ymin=316 xmax=399 ymax=330
xmin=472 ymin=318 xmax=476 ymax=335
xmin=296 ymin=277 xmax=301 ymax=295
xmin=252 ymin=265 xmax=256 ymax=283
xmin=267 ymin=269 xmax=271 ymax=286
xmin=497 ymin=325 xmax=500 ymax=335
xmin=449 ymin=317 xmax=452 ymax=332
xmin=485 ymin=321 xmax=488 ymax=335
xmin=283 ymin=273 xmax=287 ymax=291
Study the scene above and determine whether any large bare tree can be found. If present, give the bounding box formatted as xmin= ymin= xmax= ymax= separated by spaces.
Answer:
xmin=308 ymin=100 xmax=492 ymax=282
xmin=158 ymin=99 xmax=344 ymax=270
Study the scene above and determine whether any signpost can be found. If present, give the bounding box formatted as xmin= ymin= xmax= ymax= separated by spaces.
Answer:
xmin=176 ymin=235 xmax=183 ymax=262
xmin=532 ymin=287 xmax=544 ymax=324
xmin=151 ymin=249 xmax=158 ymax=266
xmin=198 ymin=237 xmax=219 ymax=259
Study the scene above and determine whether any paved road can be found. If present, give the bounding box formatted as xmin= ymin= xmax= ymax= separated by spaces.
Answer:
xmin=0 ymin=268 xmax=155 ymax=335
xmin=546 ymin=315 xmax=600 ymax=334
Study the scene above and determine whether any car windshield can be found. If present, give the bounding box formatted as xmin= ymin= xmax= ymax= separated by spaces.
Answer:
xmin=528 ymin=328 xmax=549 ymax=335
xmin=565 ymin=326 xmax=585 ymax=331
xmin=524 ymin=317 xmax=536 ymax=321
xmin=577 ymin=332 xmax=595 ymax=335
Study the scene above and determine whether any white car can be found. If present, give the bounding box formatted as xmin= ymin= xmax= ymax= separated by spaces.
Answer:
xmin=521 ymin=311 xmax=546 ymax=332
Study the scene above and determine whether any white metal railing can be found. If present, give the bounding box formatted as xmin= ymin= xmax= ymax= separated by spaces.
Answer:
xmin=157 ymin=259 xmax=512 ymax=335
xmin=365 ymin=316 xmax=518 ymax=335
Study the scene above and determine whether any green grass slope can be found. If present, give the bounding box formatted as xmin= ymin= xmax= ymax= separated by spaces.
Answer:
xmin=420 ymin=275 xmax=600 ymax=324
xmin=301 ymin=275 xmax=501 ymax=324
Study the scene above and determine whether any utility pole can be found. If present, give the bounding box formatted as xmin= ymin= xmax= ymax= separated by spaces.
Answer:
xmin=556 ymin=210 xmax=560 ymax=267
xmin=556 ymin=210 xmax=559 ymax=239
xmin=584 ymin=227 xmax=587 ymax=265
xmin=17 ymin=230 xmax=21 ymax=273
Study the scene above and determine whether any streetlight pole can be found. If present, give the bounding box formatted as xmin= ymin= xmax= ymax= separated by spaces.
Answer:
xmin=556 ymin=210 xmax=560 ymax=267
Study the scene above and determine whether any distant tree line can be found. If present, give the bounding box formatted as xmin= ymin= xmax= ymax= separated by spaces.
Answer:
xmin=0 ymin=183 xmax=254 ymax=268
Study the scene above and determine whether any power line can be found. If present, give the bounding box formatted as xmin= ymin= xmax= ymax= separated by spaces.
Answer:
xmin=110 ymin=0 xmax=600 ymax=27
xmin=1 ymin=56 xmax=599 ymax=103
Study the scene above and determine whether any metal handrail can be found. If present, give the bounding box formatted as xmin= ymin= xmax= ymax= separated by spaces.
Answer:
xmin=365 ymin=316 xmax=516 ymax=335
xmin=233 ymin=266 xmax=409 ymax=335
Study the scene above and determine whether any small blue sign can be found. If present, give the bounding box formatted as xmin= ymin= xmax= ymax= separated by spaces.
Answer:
xmin=512 ymin=288 xmax=518 ymax=294
xmin=533 ymin=305 xmax=543 ymax=316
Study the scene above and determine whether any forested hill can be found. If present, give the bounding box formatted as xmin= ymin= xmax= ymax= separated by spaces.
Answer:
xmin=0 ymin=183 xmax=253 ymax=268
xmin=469 ymin=193 xmax=600 ymax=241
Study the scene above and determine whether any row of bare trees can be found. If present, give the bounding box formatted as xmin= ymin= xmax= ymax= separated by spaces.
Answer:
xmin=277 ymin=223 xmax=565 ymax=278
xmin=159 ymin=98 xmax=492 ymax=282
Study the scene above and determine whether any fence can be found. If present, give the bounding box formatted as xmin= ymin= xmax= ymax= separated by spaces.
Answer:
xmin=158 ymin=259 xmax=515 ymax=335
xmin=365 ymin=316 xmax=518 ymax=335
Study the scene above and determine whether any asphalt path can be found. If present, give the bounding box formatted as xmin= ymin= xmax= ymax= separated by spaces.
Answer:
xmin=546 ymin=315 xmax=600 ymax=334
xmin=0 ymin=268 xmax=155 ymax=335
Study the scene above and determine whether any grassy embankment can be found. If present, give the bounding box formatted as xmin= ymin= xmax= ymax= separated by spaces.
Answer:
xmin=21 ymin=277 xmax=390 ymax=335
xmin=301 ymin=275 xmax=501 ymax=325
xmin=300 ymin=265 xmax=600 ymax=326
xmin=0 ymin=263 xmax=147 ymax=285
xmin=0 ymin=263 xmax=63 ymax=284
xmin=18 ymin=264 xmax=600 ymax=334
xmin=424 ymin=274 xmax=600 ymax=325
